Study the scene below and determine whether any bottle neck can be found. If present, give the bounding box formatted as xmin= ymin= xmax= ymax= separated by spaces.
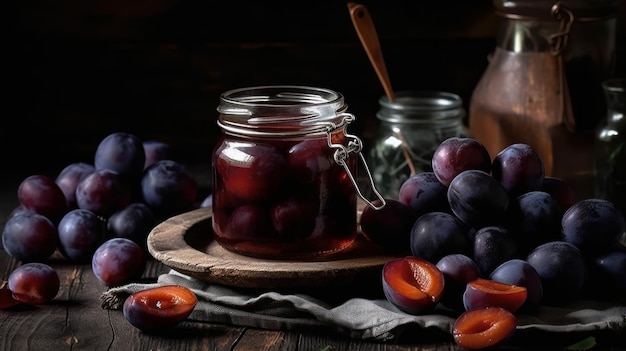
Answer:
xmin=603 ymin=79 xmax=626 ymax=124
xmin=495 ymin=17 xmax=561 ymax=53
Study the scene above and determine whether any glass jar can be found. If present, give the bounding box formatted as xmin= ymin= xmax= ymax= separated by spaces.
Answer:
xmin=212 ymin=85 xmax=380 ymax=260
xmin=595 ymin=78 xmax=626 ymax=215
xmin=368 ymin=91 xmax=465 ymax=199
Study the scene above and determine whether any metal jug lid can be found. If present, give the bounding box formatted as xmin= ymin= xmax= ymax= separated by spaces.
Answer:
xmin=493 ymin=0 xmax=620 ymax=19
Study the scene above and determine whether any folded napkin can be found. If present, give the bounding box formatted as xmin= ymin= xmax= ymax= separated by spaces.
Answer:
xmin=101 ymin=270 xmax=626 ymax=342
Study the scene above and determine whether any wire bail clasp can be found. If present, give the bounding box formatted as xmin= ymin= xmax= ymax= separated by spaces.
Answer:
xmin=550 ymin=2 xmax=574 ymax=56
xmin=325 ymin=113 xmax=386 ymax=210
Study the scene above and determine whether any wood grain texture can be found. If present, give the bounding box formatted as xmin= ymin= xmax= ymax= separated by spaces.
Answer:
xmin=147 ymin=207 xmax=400 ymax=289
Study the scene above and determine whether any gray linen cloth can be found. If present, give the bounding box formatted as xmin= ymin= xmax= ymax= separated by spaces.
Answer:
xmin=101 ymin=270 xmax=626 ymax=342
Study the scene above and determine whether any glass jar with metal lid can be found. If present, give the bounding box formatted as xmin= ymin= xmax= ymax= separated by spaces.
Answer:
xmin=212 ymin=85 xmax=383 ymax=260
xmin=368 ymin=91 xmax=465 ymax=199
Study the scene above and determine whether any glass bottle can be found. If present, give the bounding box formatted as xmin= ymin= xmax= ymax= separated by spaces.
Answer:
xmin=368 ymin=91 xmax=465 ymax=199
xmin=212 ymin=85 xmax=382 ymax=260
xmin=595 ymin=78 xmax=626 ymax=215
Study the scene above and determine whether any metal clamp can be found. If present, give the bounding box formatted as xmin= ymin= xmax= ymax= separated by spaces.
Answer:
xmin=550 ymin=2 xmax=574 ymax=56
xmin=325 ymin=113 xmax=386 ymax=210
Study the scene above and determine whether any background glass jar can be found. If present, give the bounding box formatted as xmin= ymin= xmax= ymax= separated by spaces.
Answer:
xmin=212 ymin=85 xmax=371 ymax=260
xmin=368 ymin=91 xmax=465 ymax=199
xmin=595 ymin=78 xmax=626 ymax=215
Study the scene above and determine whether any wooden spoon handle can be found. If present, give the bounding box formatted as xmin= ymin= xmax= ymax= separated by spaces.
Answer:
xmin=348 ymin=2 xmax=395 ymax=102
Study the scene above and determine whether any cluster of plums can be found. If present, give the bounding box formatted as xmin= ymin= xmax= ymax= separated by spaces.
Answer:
xmin=360 ymin=137 xmax=626 ymax=349
xmin=1 ymin=132 xmax=202 ymax=330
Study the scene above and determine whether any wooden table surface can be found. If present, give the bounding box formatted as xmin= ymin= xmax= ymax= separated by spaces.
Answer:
xmin=2 ymin=172 xmax=626 ymax=351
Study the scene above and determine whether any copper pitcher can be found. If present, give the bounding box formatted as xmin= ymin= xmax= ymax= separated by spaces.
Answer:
xmin=469 ymin=0 xmax=620 ymax=196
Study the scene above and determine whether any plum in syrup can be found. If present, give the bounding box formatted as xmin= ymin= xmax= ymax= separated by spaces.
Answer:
xmin=215 ymin=141 xmax=287 ymax=202
xmin=287 ymin=138 xmax=335 ymax=184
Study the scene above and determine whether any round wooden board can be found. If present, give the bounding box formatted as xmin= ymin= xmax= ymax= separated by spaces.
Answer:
xmin=147 ymin=207 xmax=400 ymax=289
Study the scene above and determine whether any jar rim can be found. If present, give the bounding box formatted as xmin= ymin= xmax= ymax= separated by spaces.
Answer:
xmin=602 ymin=78 xmax=625 ymax=93
xmin=217 ymin=85 xmax=350 ymax=137
xmin=219 ymin=85 xmax=345 ymax=110
xmin=378 ymin=91 xmax=463 ymax=109
xmin=376 ymin=90 xmax=465 ymax=123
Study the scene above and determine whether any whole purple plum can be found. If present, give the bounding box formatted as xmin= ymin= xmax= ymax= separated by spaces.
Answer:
xmin=2 ymin=212 xmax=58 ymax=262
xmin=8 ymin=263 xmax=60 ymax=305
xmin=491 ymin=143 xmax=545 ymax=197
xmin=94 ymin=132 xmax=145 ymax=180
xmin=141 ymin=160 xmax=198 ymax=220
xmin=561 ymin=198 xmax=625 ymax=256
xmin=92 ymin=238 xmax=147 ymax=287
xmin=431 ymin=137 xmax=491 ymax=187
xmin=398 ymin=172 xmax=450 ymax=217
xmin=526 ymin=241 xmax=587 ymax=305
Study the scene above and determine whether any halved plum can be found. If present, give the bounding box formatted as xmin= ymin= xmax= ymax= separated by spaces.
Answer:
xmin=463 ymin=278 xmax=527 ymax=313
xmin=123 ymin=285 xmax=198 ymax=331
xmin=453 ymin=306 xmax=517 ymax=350
xmin=382 ymin=256 xmax=445 ymax=315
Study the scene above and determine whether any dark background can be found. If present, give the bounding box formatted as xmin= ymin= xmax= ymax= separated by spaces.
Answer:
xmin=3 ymin=0 xmax=626 ymax=180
